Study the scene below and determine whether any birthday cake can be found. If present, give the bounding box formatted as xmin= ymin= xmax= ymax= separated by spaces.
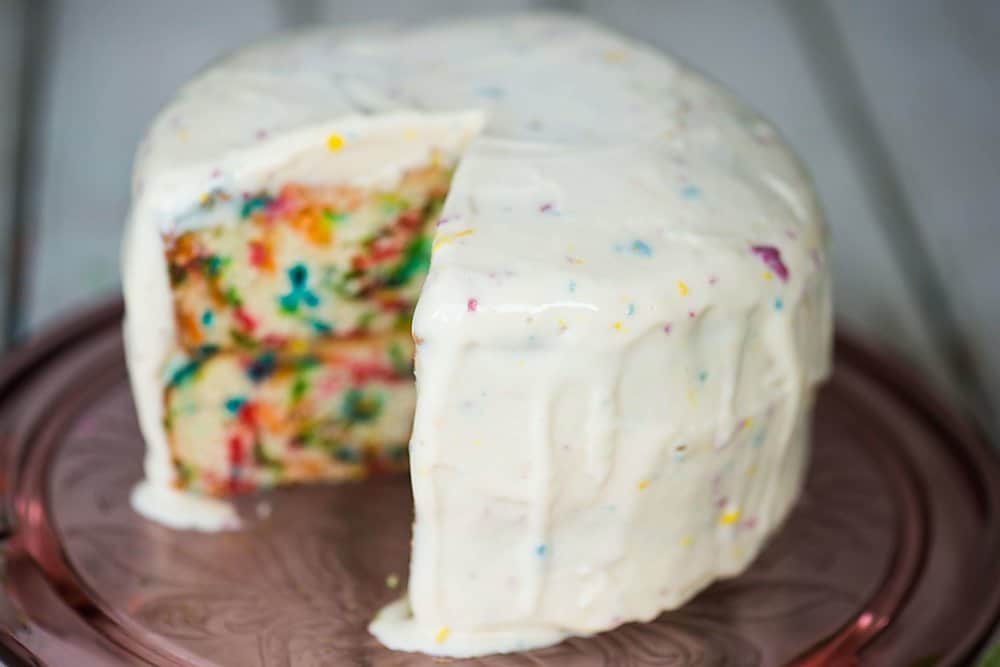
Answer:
xmin=122 ymin=13 xmax=833 ymax=657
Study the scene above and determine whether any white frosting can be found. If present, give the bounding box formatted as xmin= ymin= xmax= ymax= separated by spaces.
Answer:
xmin=121 ymin=12 xmax=832 ymax=656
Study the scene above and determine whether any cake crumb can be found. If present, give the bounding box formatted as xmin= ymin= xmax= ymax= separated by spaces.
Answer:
xmin=385 ymin=573 xmax=400 ymax=589
xmin=256 ymin=501 xmax=272 ymax=519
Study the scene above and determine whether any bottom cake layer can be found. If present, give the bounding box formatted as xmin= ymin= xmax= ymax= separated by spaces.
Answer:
xmin=164 ymin=333 xmax=415 ymax=496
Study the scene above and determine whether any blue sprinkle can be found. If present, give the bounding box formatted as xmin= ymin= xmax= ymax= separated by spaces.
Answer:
xmin=626 ymin=303 xmax=636 ymax=317
xmin=535 ymin=544 xmax=547 ymax=557
xmin=753 ymin=432 xmax=766 ymax=448
xmin=631 ymin=240 xmax=652 ymax=257
xmin=224 ymin=397 xmax=246 ymax=415
xmin=289 ymin=264 xmax=308 ymax=288
xmin=302 ymin=290 xmax=320 ymax=309
xmin=309 ymin=318 xmax=332 ymax=334
xmin=247 ymin=352 xmax=277 ymax=383
xmin=568 ymin=280 xmax=577 ymax=293
xmin=682 ymin=185 xmax=701 ymax=200
xmin=774 ymin=298 xmax=784 ymax=311
xmin=201 ymin=310 xmax=214 ymax=327
xmin=698 ymin=370 xmax=708 ymax=382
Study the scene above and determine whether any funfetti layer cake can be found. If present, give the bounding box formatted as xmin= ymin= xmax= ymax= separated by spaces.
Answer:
xmin=122 ymin=13 xmax=833 ymax=657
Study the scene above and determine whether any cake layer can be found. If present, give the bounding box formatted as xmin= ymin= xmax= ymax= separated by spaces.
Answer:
xmin=165 ymin=333 xmax=415 ymax=496
xmin=166 ymin=163 xmax=451 ymax=353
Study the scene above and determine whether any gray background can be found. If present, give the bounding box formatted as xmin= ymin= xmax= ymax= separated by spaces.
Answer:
xmin=0 ymin=0 xmax=998 ymax=657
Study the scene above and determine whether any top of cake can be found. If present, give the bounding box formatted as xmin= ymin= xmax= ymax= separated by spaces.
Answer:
xmin=131 ymin=12 xmax=820 ymax=245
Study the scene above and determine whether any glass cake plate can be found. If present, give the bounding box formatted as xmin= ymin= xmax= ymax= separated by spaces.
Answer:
xmin=1 ymin=299 xmax=998 ymax=666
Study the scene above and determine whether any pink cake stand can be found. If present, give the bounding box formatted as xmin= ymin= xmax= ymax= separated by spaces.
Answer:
xmin=1 ymin=299 xmax=998 ymax=666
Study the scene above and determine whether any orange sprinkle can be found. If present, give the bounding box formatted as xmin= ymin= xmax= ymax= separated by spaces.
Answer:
xmin=637 ymin=479 xmax=650 ymax=491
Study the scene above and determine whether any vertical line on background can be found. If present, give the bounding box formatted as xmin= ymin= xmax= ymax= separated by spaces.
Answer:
xmin=277 ymin=0 xmax=322 ymax=28
xmin=5 ymin=0 xmax=47 ymax=347
xmin=780 ymin=0 xmax=995 ymax=431
xmin=535 ymin=0 xmax=584 ymax=12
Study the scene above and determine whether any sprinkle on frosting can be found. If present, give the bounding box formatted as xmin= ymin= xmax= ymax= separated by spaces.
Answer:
xmin=326 ymin=133 xmax=345 ymax=152
xmin=750 ymin=245 xmax=789 ymax=282
xmin=720 ymin=509 xmax=742 ymax=526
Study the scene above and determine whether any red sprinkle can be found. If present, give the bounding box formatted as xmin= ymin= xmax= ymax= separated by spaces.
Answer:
xmin=467 ymin=298 xmax=479 ymax=312
xmin=237 ymin=403 xmax=257 ymax=428
xmin=228 ymin=435 xmax=245 ymax=467
xmin=234 ymin=307 xmax=257 ymax=332
xmin=348 ymin=361 xmax=401 ymax=384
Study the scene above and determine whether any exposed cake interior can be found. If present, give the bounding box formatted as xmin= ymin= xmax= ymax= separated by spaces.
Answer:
xmin=154 ymin=117 xmax=479 ymax=496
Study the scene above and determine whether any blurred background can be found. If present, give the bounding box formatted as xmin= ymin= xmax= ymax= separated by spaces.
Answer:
xmin=0 ymin=0 xmax=997 ymax=440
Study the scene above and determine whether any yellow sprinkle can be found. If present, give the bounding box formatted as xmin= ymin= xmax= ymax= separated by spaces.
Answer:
xmin=177 ymin=129 xmax=189 ymax=142
xmin=198 ymin=192 xmax=212 ymax=206
xmin=762 ymin=271 xmax=773 ymax=281
xmin=472 ymin=439 xmax=482 ymax=447
xmin=637 ymin=479 xmax=650 ymax=491
xmin=557 ymin=319 xmax=567 ymax=330
xmin=677 ymin=280 xmax=689 ymax=297
xmin=432 ymin=228 xmax=475 ymax=252
xmin=613 ymin=321 xmax=624 ymax=332
xmin=435 ymin=627 xmax=450 ymax=644
xmin=429 ymin=149 xmax=442 ymax=167
xmin=680 ymin=535 xmax=693 ymax=548
xmin=516 ymin=359 xmax=525 ymax=368
xmin=419 ymin=466 xmax=429 ymax=476
xmin=720 ymin=509 xmax=741 ymax=526
xmin=326 ymin=133 xmax=345 ymax=152
xmin=568 ymin=256 xmax=585 ymax=265
xmin=404 ymin=128 xmax=418 ymax=141
xmin=746 ymin=465 xmax=758 ymax=478
xmin=385 ymin=573 xmax=400 ymax=589
xmin=742 ymin=418 xmax=753 ymax=430
xmin=603 ymin=49 xmax=627 ymax=63
xmin=686 ymin=388 xmax=696 ymax=407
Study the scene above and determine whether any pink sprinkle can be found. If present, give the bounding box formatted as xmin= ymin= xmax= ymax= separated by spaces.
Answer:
xmin=210 ymin=168 xmax=222 ymax=179
xmin=436 ymin=216 xmax=452 ymax=227
xmin=467 ymin=298 xmax=478 ymax=312
xmin=540 ymin=203 xmax=554 ymax=213
xmin=255 ymin=129 xmax=269 ymax=140
xmin=750 ymin=245 xmax=789 ymax=282
xmin=708 ymin=275 xmax=718 ymax=285
xmin=742 ymin=517 xmax=758 ymax=530
xmin=688 ymin=310 xmax=696 ymax=319
xmin=663 ymin=323 xmax=672 ymax=334
xmin=785 ymin=229 xmax=798 ymax=240
xmin=716 ymin=497 xmax=728 ymax=508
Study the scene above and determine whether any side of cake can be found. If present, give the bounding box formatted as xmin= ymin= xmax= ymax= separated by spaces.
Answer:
xmin=125 ymin=112 xmax=482 ymax=525
xmin=122 ymin=13 xmax=832 ymax=656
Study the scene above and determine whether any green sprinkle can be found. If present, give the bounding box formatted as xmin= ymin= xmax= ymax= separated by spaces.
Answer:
xmin=291 ymin=376 xmax=309 ymax=403
xmin=341 ymin=389 xmax=384 ymax=424
xmin=385 ymin=235 xmax=432 ymax=288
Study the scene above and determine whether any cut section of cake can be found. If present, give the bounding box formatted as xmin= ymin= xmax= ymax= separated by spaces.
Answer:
xmin=122 ymin=13 xmax=832 ymax=658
